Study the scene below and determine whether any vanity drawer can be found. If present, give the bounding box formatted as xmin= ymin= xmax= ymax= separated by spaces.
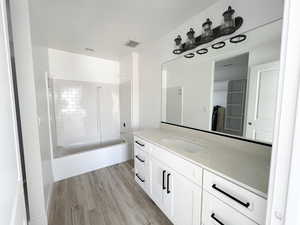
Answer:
xmin=202 ymin=190 xmax=257 ymax=225
xmin=134 ymin=141 xmax=150 ymax=193
xmin=134 ymin=137 xmax=149 ymax=152
xmin=203 ymin=170 xmax=267 ymax=224
xmin=151 ymin=145 xmax=202 ymax=186
xmin=134 ymin=155 xmax=150 ymax=193
xmin=135 ymin=166 xmax=146 ymax=190
xmin=134 ymin=145 xmax=147 ymax=165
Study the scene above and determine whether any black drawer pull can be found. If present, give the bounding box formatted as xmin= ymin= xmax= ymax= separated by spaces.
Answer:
xmin=167 ymin=173 xmax=171 ymax=194
xmin=135 ymin=155 xmax=145 ymax=163
xmin=212 ymin=184 xmax=250 ymax=208
xmin=135 ymin=141 xmax=145 ymax=147
xmin=211 ymin=213 xmax=225 ymax=225
xmin=135 ymin=173 xmax=145 ymax=183
xmin=162 ymin=170 xmax=166 ymax=190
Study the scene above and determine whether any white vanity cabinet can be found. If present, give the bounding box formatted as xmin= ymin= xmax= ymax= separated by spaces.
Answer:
xmin=134 ymin=136 xmax=202 ymax=225
xmin=134 ymin=135 xmax=267 ymax=225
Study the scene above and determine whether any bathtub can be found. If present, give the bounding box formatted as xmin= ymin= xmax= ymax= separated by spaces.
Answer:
xmin=52 ymin=139 xmax=132 ymax=181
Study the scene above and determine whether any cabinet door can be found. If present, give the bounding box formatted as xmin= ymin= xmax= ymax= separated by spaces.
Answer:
xmin=170 ymin=171 xmax=202 ymax=225
xmin=150 ymin=158 xmax=166 ymax=208
xmin=162 ymin=170 xmax=173 ymax=219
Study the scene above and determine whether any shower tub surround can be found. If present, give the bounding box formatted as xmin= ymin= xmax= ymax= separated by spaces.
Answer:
xmin=48 ymin=77 xmax=131 ymax=181
xmin=52 ymin=139 xmax=130 ymax=181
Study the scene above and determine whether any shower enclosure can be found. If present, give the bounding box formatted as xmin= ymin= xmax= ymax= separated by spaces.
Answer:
xmin=48 ymin=78 xmax=123 ymax=158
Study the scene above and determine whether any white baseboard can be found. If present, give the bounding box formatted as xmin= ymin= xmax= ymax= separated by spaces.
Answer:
xmin=28 ymin=215 xmax=47 ymax=225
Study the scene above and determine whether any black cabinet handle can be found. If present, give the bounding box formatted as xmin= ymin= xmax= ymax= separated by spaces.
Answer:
xmin=135 ymin=173 xmax=145 ymax=183
xmin=211 ymin=213 xmax=225 ymax=225
xmin=162 ymin=170 xmax=166 ymax=190
xmin=167 ymin=173 xmax=171 ymax=194
xmin=212 ymin=184 xmax=250 ymax=208
xmin=135 ymin=155 xmax=145 ymax=163
xmin=135 ymin=141 xmax=145 ymax=147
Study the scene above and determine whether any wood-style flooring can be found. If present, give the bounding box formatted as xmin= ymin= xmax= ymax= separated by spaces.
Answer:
xmin=48 ymin=160 xmax=173 ymax=225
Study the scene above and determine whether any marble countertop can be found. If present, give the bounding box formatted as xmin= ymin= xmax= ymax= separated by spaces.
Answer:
xmin=134 ymin=128 xmax=271 ymax=198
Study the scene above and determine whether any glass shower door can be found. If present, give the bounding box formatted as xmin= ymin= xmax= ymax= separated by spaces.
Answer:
xmin=52 ymin=79 xmax=102 ymax=148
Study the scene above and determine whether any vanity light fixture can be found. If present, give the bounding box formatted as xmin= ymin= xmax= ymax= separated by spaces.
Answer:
xmin=221 ymin=6 xmax=236 ymax=35
xmin=230 ymin=34 xmax=247 ymax=43
xmin=172 ymin=6 xmax=243 ymax=55
xmin=173 ymin=35 xmax=183 ymax=54
xmin=196 ymin=48 xmax=208 ymax=55
xmin=184 ymin=52 xmax=195 ymax=58
xmin=202 ymin=19 xmax=214 ymax=42
xmin=212 ymin=41 xmax=226 ymax=49
xmin=186 ymin=28 xmax=196 ymax=49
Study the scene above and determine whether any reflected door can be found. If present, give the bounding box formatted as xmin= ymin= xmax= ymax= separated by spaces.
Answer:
xmin=166 ymin=87 xmax=182 ymax=124
xmin=246 ymin=61 xmax=280 ymax=142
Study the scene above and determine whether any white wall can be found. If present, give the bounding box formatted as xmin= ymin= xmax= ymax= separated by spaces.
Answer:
xmin=30 ymin=45 xmax=54 ymax=215
xmin=137 ymin=0 xmax=283 ymax=129
xmin=119 ymin=52 xmax=140 ymax=130
xmin=48 ymin=48 xmax=119 ymax=84
xmin=163 ymin=57 xmax=213 ymax=129
xmin=10 ymin=0 xmax=48 ymax=224
xmin=48 ymin=49 xmax=121 ymax=146
xmin=119 ymin=53 xmax=133 ymax=133
xmin=119 ymin=53 xmax=140 ymax=157
xmin=120 ymin=81 xmax=132 ymax=131
xmin=28 ymin=0 xmax=55 ymax=214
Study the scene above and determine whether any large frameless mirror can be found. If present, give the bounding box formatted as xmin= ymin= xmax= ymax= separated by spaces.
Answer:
xmin=161 ymin=20 xmax=282 ymax=144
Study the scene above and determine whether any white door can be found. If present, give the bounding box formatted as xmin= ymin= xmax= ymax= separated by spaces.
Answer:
xmin=166 ymin=86 xmax=183 ymax=124
xmin=246 ymin=61 xmax=280 ymax=143
xmin=169 ymin=171 xmax=202 ymax=225
xmin=0 ymin=1 xmax=27 ymax=224
xmin=150 ymin=158 xmax=166 ymax=208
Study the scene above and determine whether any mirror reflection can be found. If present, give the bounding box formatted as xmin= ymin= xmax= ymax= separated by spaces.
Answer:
xmin=162 ymin=20 xmax=282 ymax=144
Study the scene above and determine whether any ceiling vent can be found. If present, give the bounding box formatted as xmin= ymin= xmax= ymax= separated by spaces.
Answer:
xmin=223 ymin=63 xmax=233 ymax=67
xmin=125 ymin=40 xmax=140 ymax=48
xmin=85 ymin=48 xmax=95 ymax=52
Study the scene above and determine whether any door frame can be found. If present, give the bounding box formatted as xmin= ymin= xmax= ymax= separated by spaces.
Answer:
xmin=0 ymin=0 xmax=29 ymax=223
xmin=2 ymin=0 xmax=30 ymax=221
xmin=266 ymin=0 xmax=300 ymax=224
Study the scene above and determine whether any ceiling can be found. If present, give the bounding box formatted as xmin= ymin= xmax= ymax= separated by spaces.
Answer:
xmin=29 ymin=0 xmax=218 ymax=60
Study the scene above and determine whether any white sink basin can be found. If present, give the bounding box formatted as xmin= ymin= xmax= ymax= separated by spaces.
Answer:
xmin=161 ymin=138 xmax=204 ymax=153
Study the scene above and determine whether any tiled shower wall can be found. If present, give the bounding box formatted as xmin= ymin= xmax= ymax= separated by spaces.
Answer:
xmin=50 ymin=79 xmax=120 ymax=148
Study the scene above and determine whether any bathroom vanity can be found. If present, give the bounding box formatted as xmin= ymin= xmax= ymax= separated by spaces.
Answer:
xmin=133 ymin=19 xmax=282 ymax=225
xmin=134 ymin=127 xmax=271 ymax=225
